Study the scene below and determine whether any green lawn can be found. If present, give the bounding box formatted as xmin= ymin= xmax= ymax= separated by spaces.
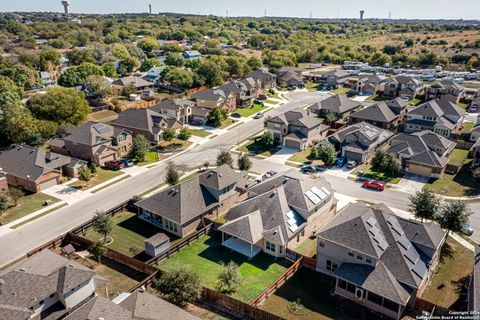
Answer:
xmin=425 ymin=160 xmax=480 ymax=197
xmin=219 ymin=118 xmax=235 ymax=129
xmin=236 ymin=103 xmax=267 ymax=117
xmin=187 ymin=129 xmax=211 ymax=138
xmin=294 ymin=237 xmax=317 ymax=258
xmin=87 ymin=110 xmax=118 ymax=123
xmin=366 ymin=94 xmax=391 ymax=102
xmin=287 ymin=148 xmax=314 ymax=164
xmin=264 ymin=99 xmax=280 ymax=105
xmin=305 ymin=82 xmax=320 ymax=92
xmin=409 ymin=98 xmax=423 ymax=107
xmin=457 ymin=102 xmax=469 ymax=110
xmin=157 ymin=234 xmax=290 ymax=303
xmin=460 ymin=121 xmax=475 ymax=134
xmin=448 ymin=148 xmax=469 ymax=167
xmin=135 ymin=151 xmax=159 ymax=166
xmin=421 ymin=236 xmax=473 ymax=309
xmin=266 ymin=91 xmax=280 ymax=99
xmin=330 ymin=87 xmax=350 ymax=95
xmin=0 ymin=193 xmax=60 ymax=225
xmin=238 ymin=139 xmax=281 ymax=157
xmin=352 ymin=163 xmax=404 ymax=184
xmin=68 ymin=167 xmax=125 ymax=190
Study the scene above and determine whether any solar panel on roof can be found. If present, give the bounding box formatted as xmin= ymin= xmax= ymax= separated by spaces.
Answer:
xmin=412 ymin=260 xmax=428 ymax=278
xmin=387 ymin=215 xmax=398 ymax=226
xmin=369 ymin=226 xmax=380 ymax=237
xmin=392 ymin=222 xmax=404 ymax=236
xmin=311 ymin=187 xmax=327 ymax=200
xmin=289 ymin=225 xmax=299 ymax=232
xmin=93 ymin=123 xmax=110 ymax=134
xmin=404 ymin=245 xmax=419 ymax=264
xmin=305 ymin=191 xmax=321 ymax=205
xmin=321 ymin=187 xmax=331 ymax=196
xmin=398 ymin=234 xmax=411 ymax=250
xmin=378 ymin=239 xmax=388 ymax=251
xmin=366 ymin=217 xmax=377 ymax=227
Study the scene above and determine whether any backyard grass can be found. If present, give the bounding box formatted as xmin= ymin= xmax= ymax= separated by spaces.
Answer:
xmin=187 ymin=129 xmax=211 ymax=138
xmin=330 ymin=87 xmax=350 ymax=95
xmin=421 ymin=236 xmax=473 ymax=309
xmin=236 ymin=103 xmax=267 ymax=117
xmin=157 ymin=234 xmax=291 ymax=303
xmin=238 ymin=139 xmax=281 ymax=157
xmin=68 ymin=167 xmax=125 ymax=190
xmin=460 ymin=121 xmax=475 ymax=134
xmin=294 ymin=237 xmax=317 ymax=258
xmin=425 ymin=160 xmax=480 ymax=197
xmin=135 ymin=151 xmax=159 ymax=166
xmin=351 ymin=163 xmax=404 ymax=184
xmin=87 ymin=110 xmax=118 ymax=122
xmin=305 ymin=82 xmax=320 ymax=91
xmin=260 ymin=268 xmax=384 ymax=320
xmin=366 ymin=94 xmax=391 ymax=102
xmin=448 ymin=148 xmax=469 ymax=167
xmin=408 ymin=98 xmax=423 ymax=107
xmin=457 ymin=102 xmax=469 ymax=110
xmin=0 ymin=193 xmax=60 ymax=225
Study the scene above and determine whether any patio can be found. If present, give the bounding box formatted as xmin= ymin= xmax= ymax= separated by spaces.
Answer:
xmin=223 ymin=236 xmax=262 ymax=258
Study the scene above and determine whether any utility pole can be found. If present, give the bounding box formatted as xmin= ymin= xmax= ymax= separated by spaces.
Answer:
xmin=264 ymin=8 xmax=267 ymax=17
xmin=149 ymin=4 xmax=152 ymax=15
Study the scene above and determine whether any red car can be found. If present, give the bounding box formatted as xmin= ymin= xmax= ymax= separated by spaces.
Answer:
xmin=362 ymin=180 xmax=385 ymax=191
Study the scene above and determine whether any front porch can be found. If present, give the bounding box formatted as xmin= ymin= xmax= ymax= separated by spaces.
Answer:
xmin=222 ymin=236 xmax=262 ymax=259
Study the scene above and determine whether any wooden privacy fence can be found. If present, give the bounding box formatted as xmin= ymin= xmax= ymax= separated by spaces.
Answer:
xmin=414 ymin=298 xmax=451 ymax=316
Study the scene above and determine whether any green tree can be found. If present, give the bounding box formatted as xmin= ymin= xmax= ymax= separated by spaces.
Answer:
xmin=436 ymin=201 xmax=472 ymax=236
xmin=39 ymin=49 xmax=61 ymax=71
xmin=0 ymin=76 xmax=24 ymax=112
xmin=409 ymin=188 xmax=440 ymax=222
xmin=122 ymin=83 xmax=137 ymax=97
xmin=118 ymin=57 xmax=140 ymax=75
xmin=247 ymin=56 xmax=263 ymax=70
xmin=165 ymin=53 xmax=185 ymax=67
xmin=101 ymin=62 xmax=117 ymax=78
xmin=155 ymin=268 xmax=201 ymax=307
xmin=177 ymin=127 xmax=191 ymax=141
xmin=129 ymin=135 xmax=151 ymax=162
xmin=237 ymin=153 xmax=252 ymax=171
xmin=165 ymin=163 xmax=179 ymax=186
xmin=162 ymin=67 xmax=194 ymax=90
xmin=317 ymin=145 xmax=337 ymax=166
xmin=0 ymin=196 xmax=9 ymax=216
xmin=58 ymin=62 xmax=105 ymax=87
xmin=138 ymin=37 xmax=160 ymax=53
xmin=260 ymin=131 xmax=275 ymax=146
xmin=66 ymin=49 xmax=96 ymax=66
xmin=310 ymin=146 xmax=320 ymax=160
xmin=197 ymin=59 xmax=225 ymax=87
xmin=85 ymin=75 xmax=112 ymax=100
xmin=386 ymin=155 xmax=401 ymax=175
xmin=210 ymin=107 xmax=226 ymax=127
xmin=325 ymin=112 xmax=337 ymax=123
xmin=217 ymin=149 xmax=234 ymax=168
xmin=91 ymin=241 xmax=107 ymax=264
xmin=371 ymin=150 xmax=388 ymax=172
xmin=8 ymin=187 xmax=24 ymax=207
xmin=139 ymin=58 xmax=163 ymax=72
xmin=216 ymin=261 xmax=242 ymax=294
xmin=162 ymin=128 xmax=176 ymax=142
xmin=473 ymin=168 xmax=480 ymax=182
xmin=78 ymin=165 xmax=92 ymax=187
xmin=93 ymin=210 xmax=113 ymax=243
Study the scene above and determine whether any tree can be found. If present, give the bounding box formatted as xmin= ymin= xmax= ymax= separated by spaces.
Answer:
xmin=203 ymin=161 xmax=210 ymax=170
xmin=122 ymin=83 xmax=137 ymax=97
xmin=237 ymin=153 xmax=252 ymax=171
xmin=101 ymin=62 xmax=117 ymax=78
xmin=78 ymin=165 xmax=92 ymax=187
xmin=217 ymin=261 xmax=242 ymax=294
xmin=177 ymin=127 xmax=191 ymax=141
xmin=0 ymin=76 xmax=24 ymax=111
xmin=58 ymin=62 xmax=105 ymax=87
xmin=217 ymin=149 xmax=234 ymax=167
xmin=409 ymin=188 xmax=440 ymax=222
xmin=139 ymin=58 xmax=163 ymax=72
xmin=66 ymin=49 xmax=96 ymax=66
xmin=162 ymin=128 xmax=176 ymax=142
xmin=473 ymin=168 xmax=480 ymax=182
xmin=8 ymin=187 xmax=24 ymax=206
xmin=210 ymin=107 xmax=226 ymax=127
xmin=385 ymin=155 xmax=401 ymax=175
xmin=371 ymin=150 xmax=388 ymax=172
xmin=165 ymin=163 xmax=179 ymax=186
xmin=260 ymin=131 xmax=275 ymax=146
xmin=129 ymin=135 xmax=151 ymax=161
xmin=155 ymin=268 xmax=201 ymax=307
xmin=28 ymin=87 xmax=89 ymax=126
xmin=118 ymin=57 xmax=140 ymax=75
xmin=138 ymin=37 xmax=160 ymax=53
xmin=437 ymin=200 xmax=472 ymax=236
xmin=85 ymin=75 xmax=112 ymax=100
xmin=310 ymin=146 xmax=320 ymax=159
xmin=404 ymin=39 xmax=415 ymax=47
xmin=91 ymin=241 xmax=107 ymax=264
xmin=162 ymin=67 xmax=194 ymax=90
xmin=247 ymin=56 xmax=263 ymax=70
xmin=93 ymin=210 xmax=113 ymax=243
xmin=325 ymin=112 xmax=337 ymax=123
xmin=165 ymin=53 xmax=185 ymax=67
xmin=317 ymin=145 xmax=337 ymax=166
xmin=197 ymin=59 xmax=225 ymax=87
xmin=0 ymin=196 xmax=9 ymax=216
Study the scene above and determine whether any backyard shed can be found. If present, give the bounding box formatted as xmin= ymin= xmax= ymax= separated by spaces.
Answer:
xmin=144 ymin=233 xmax=170 ymax=257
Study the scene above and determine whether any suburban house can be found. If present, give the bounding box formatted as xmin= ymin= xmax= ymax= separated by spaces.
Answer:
xmin=328 ymin=122 xmax=394 ymax=163
xmin=191 ymin=88 xmax=237 ymax=113
xmin=316 ymin=203 xmax=446 ymax=320
xmin=143 ymin=66 xmax=166 ymax=83
xmin=317 ymin=70 xmax=350 ymax=88
xmin=0 ymin=170 xmax=9 ymax=193
xmin=110 ymin=108 xmax=182 ymax=144
xmin=405 ymin=99 xmax=465 ymax=138
xmin=276 ymin=67 xmax=304 ymax=88
xmin=245 ymin=69 xmax=277 ymax=89
xmin=0 ymin=250 xmax=107 ymax=320
xmin=49 ymin=122 xmax=133 ymax=166
xmin=135 ymin=165 xmax=255 ymax=237
xmin=425 ymin=80 xmax=465 ymax=102
xmin=383 ymin=76 xmax=423 ymax=100
xmin=266 ymin=108 xmax=330 ymax=150
xmin=152 ymin=98 xmax=195 ymax=124
xmin=218 ymin=170 xmax=336 ymax=258
xmin=182 ymin=50 xmax=202 ymax=59
xmin=190 ymin=106 xmax=212 ymax=125
xmin=471 ymin=91 xmax=480 ymax=111
xmin=470 ymin=126 xmax=480 ymax=143
xmin=350 ymin=99 xmax=407 ymax=130
xmin=39 ymin=71 xmax=54 ymax=86
xmin=387 ymin=131 xmax=456 ymax=178
xmin=218 ymin=77 xmax=261 ymax=107
xmin=0 ymin=146 xmax=76 ymax=192
xmin=308 ymin=94 xmax=362 ymax=120
xmin=65 ymin=288 xmax=199 ymax=320
xmin=112 ymin=76 xmax=154 ymax=92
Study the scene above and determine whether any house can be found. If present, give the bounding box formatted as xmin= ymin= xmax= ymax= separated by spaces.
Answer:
xmin=318 ymin=70 xmax=350 ymax=88
xmin=387 ymin=131 xmax=456 ymax=178
xmin=49 ymin=122 xmax=133 ymax=166
xmin=0 ymin=250 xmax=107 ymax=320
xmin=110 ymin=108 xmax=182 ymax=144
xmin=0 ymin=146 xmax=74 ymax=192
xmin=39 ymin=71 xmax=54 ymax=86
xmin=350 ymin=99 xmax=407 ymax=130
xmin=218 ymin=170 xmax=336 ymax=258
xmin=308 ymin=94 xmax=362 ymax=120
xmin=266 ymin=108 xmax=330 ymax=150
xmin=143 ymin=66 xmax=166 ymax=83
xmin=182 ymin=50 xmax=201 ymax=59
xmin=135 ymin=165 xmax=255 ymax=237
xmin=65 ymin=289 xmax=199 ymax=320
xmin=218 ymin=77 xmax=261 ymax=107
xmin=245 ymin=69 xmax=277 ymax=89
xmin=112 ymin=76 xmax=154 ymax=92
xmin=328 ymin=122 xmax=394 ymax=163
xmin=346 ymin=74 xmax=388 ymax=95
xmin=191 ymin=88 xmax=237 ymax=113
xmin=152 ymin=99 xmax=195 ymax=124
xmin=190 ymin=106 xmax=212 ymax=125
xmin=470 ymin=126 xmax=480 ymax=143
xmin=425 ymin=79 xmax=465 ymax=102
xmin=383 ymin=76 xmax=422 ymax=100
xmin=405 ymin=99 xmax=465 ymax=138
xmin=316 ymin=202 xmax=446 ymax=320
xmin=276 ymin=67 xmax=304 ymax=88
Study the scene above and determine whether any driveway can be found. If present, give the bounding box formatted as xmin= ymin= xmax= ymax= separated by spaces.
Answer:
xmin=394 ymin=174 xmax=430 ymax=193
xmin=41 ymin=184 xmax=91 ymax=205
xmin=266 ymin=147 xmax=297 ymax=163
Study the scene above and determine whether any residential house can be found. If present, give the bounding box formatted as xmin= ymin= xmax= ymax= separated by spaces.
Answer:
xmin=0 ymin=146 xmax=75 ymax=192
xmin=266 ymin=108 xmax=330 ymax=150
xmin=152 ymin=99 xmax=195 ymax=124
xmin=383 ymin=76 xmax=423 ymax=100
xmin=245 ymin=69 xmax=277 ymax=89
xmin=328 ymin=122 xmax=394 ymax=163
xmin=318 ymin=70 xmax=350 ymax=88
xmin=308 ymin=94 xmax=362 ymax=121
xmin=143 ymin=66 xmax=166 ymax=83
xmin=191 ymin=88 xmax=237 ymax=113
xmin=39 ymin=71 xmax=54 ymax=87
xmin=405 ymin=99 xmax=465 ymax=138
xmin=425 ymin=80 xmax=465 ymax=102
xmin=350 ymin=99 xmax=407 ymax=130
xmin=135 ymin=165 xmax=255 ymax=237
xmin=316 ymin=203 xmax=446 ymax=320
xmin=49 ymin=122 xmax=133 ymax=166
xmin=470 ymin=126 xmax=480 ymax=143
xmin=387 ymin=131 xmax=456 ymax=178
xmin=219 ymin=170 xmax=336 ymax=258
xmin=110 ymin=108 xmax=182 ymax=144
xmin=471 ymin=90 xmax=480 ymax=111
xmin=112 ymin=77 xmax=154 ymax=93
xmin=190 ymin=107 xmax=212 ymax=125
xmin=0 ymin=250 xmax=107 ymax=320
xmin=182 ymin=50 xmax=201 ymax=59
xmin=276 ymin=67 xmax=304 ymax=88
xmin=218 ymin=77 xmax=261 ymax=107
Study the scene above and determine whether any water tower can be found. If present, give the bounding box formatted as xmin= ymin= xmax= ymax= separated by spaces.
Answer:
xmin=61 ymin=0 xmax=70 ymax=15
xmin=360 ymin=10 xmax=365 ymax=21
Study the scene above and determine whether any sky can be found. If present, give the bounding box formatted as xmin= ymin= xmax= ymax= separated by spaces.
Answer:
xmin=1 ymin=0 xmax=480 ymax=20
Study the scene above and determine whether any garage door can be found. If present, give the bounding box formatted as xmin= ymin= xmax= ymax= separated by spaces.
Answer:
xmin=408 ymin=164 xmax=432 ymax=177
xmin=284 ymin=139 xmax=301 ymax=149
xmin=38 ymin=178 xmax=59 ymax=191
xmin=100 ymin=154 xmax=116 ymax=165
xmin=344 ymin=150 xmax=363 ymax=162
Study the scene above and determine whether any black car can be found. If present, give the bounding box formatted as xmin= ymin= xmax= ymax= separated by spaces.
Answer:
xmin=231 ymin=113 xmax=242 ymax=118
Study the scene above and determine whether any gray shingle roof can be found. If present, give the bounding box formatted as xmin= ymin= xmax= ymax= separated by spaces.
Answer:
xmin=351 ymin=102 xmax=398 ymax=123
xmin=112 ymin=76 xmax=153 ymax=88
xmin=153 ymin=99 xmax=195 ymax=113
xmin=111 ymin=108 xmax=181 ymax=135
xmin=269 ymin=108 xmax=323 ymax=130
xmin=329 ymin=122 xmax=393 ymax=149
xmin=309 ymin=94 xmax=361 ymax=115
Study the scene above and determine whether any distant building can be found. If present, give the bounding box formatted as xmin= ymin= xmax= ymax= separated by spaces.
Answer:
xmin=182 ymin=50 xmax=202 ymax=59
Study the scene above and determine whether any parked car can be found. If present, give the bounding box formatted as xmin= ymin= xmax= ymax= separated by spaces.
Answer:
xmin=315 ymin=165 xmax=327 ymax=172
xmin=105 ymin=160 xmax=126 ymax=170
xmin=336 ymin=157 xmax=347 ymax=167
xmin=258 ymin=93 xmax=268 ymax=100
xmin=231 ymin=112 xmax=242 ymax=118
xmin=346 ymin=160 xmax=357 ymax=169
xmin=301 ymin=165 xmax=316 ymax=173
xmin=262 ymin=170 xmax=277 ymax=180
xmin=463 ymin=224 xmax=474 ymax=236
xmin=119 ymin=159 xmax=134 ymax=167
xmin=362 ymin=180 xmax=385 ymax=191
xmin=254 ymin=112 xmax=264 ymax=119
xmin=254 ymin=100 xmax=265 ymax=106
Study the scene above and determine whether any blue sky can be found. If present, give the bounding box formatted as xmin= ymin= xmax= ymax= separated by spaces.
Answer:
xmin=2 ymin=0 xmax=480 ymax=20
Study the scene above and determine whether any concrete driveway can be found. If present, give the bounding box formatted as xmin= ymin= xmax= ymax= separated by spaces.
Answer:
xmin=395 ymin=174 xmax=430 ymax=193
xmin=266 ymin=146 xmax=297 ymax=163
xmin=41 ymin=184 xmax=91 ymax=205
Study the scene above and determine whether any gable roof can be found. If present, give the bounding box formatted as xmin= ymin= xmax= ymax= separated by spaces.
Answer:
xmin=329 ymin=122 xmax=393 ymax=148
xmin=269 ymin=108 xmax=325 ymax=130
xmin=60 ymin=121 xmax=127 ymax=147
xmin=351 ymin=102 xmax=398 ymax=123
xmin=191 ymin=88 xmax=229 ymax=102
xmin=246 ymin=69 xmax=276 ymax=81
xmin=308 ymin=94 xmax=361 ymax=115
xmin=111 ymin=108 xmax=181 ymax=135
xmin=113 ymin=77 xmax=153 ymax=88
xmin=409 ymin=99 xmax=465 ymax=122
xmin=153 ymin=99 xmax=195 ymax=113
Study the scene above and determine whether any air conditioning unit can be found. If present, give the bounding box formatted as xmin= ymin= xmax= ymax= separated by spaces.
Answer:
xmin=355 ymin=288 xmax=364 ymax=300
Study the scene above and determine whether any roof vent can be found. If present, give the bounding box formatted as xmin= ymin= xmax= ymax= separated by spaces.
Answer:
xmin=18 ymin=268 xmax=26 ymax=272
xmin=139 ymin=285 xmax=146 ymax=293
xmin=219 ymin=174 xmax=223 ymax=177
xmin=283 ymin=177 xmax=289 ymax=184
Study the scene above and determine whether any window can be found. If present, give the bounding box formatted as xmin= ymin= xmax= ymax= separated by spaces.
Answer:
xmin=164 ymin=219 xmax=178 ymax=233
xmin=365 ymin=257 xmax=372 ymax=264
xmin=367 ymin=292 xmax=383 ymax=305
xmin=318 ymin=241 xmax=325 ymax=248
xmin=279 ymin=245 xmax=283 ymax=254
xmin=266 ymin=241 xmax=275 ymax=252
xmin=356 ymin=254 xmax=363 ymax=261
xmin=348 ymin=251 xmax=354 ymax=257
xmin=346 ymin=282 xmax=356 ymax=293
xmin=383 ymin=298 xmax=399 ymax=312
xmin=338 ymin=279 xmax=347 ymax=290
xmin=326 ymin=259 xmax=338 ymax=272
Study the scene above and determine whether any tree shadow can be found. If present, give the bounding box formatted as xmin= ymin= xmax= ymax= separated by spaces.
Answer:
xmin=449 ymin=274 xmax=471 ymax=311
xmin=439 ymin=241 xmax=454 ymax=264
xmin=453 ymin=162 xmax=480 ymax=196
